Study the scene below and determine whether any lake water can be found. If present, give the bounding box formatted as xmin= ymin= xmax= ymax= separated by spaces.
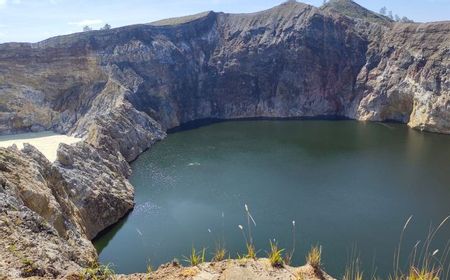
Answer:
xmin=94 ymin=120 xmax=450 ymax=277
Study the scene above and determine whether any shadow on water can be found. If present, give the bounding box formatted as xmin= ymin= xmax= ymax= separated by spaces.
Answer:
xmin=93 ymin=212 xmax=131 ymax=255
xmin=166 ymin=116 xmax=351 ymax=133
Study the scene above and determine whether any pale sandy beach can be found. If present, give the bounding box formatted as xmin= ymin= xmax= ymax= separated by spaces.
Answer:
xmin=0 ymin=131 xmax=82 ymax=162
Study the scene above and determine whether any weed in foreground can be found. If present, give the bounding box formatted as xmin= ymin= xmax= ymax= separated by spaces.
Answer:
xmin=306 ymin=245 xmax=322 ymax=269
xmin=183 ymin=247 xmax=206 ymax=266
xmin=408 ymin=266 xmax=440 ymax=280
xmin=81 ymin=262 xmax=115 ymax=280
xmin=20 ymin=258 xmax=44 ymax=278
xmin=212 ymin=245 xmax=227 ymax=262
xmin=389 ymin=216 xmax=450 ymax=280
xmin=343 ymin=246 xmax=364 ymax=280
xmin=145 ymin=259 xmax=153 ymax=280
xmin=284 ymin=220 xmax=296 ymax=265
xmin=237 ymin=204 xmax=258 ymax=260
xmin=267 ymin=240 xmax=285 ymax=268
xmin=245 ymin=243 xmax=257 ymax=259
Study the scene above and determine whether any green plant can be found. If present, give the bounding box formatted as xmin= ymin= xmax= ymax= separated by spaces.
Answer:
xmin=145 ymin=259 xmax=153 ymax=280
xmin=212 ymin=246 xmax=227 ymax=262
xmin=267 ymin=240 xmax=284 ymax=268
xmin=306 ymin=245 xmax=322 ymax=268
xmin=245 ymin=243 xmax=257 ymax=259
xmin=81 ymin=262 xmax=115 ymax=280
xmin=208 ymin=223 xmax=227 ymax=262
xmin=8 ymin=244 xmax=17 ymax=254
xmin=183 ymin=247 xmax=206 ymax=266
xmin=238 ymin=224 xmax=258 ymax=259
xmin=21 ymin=258 xmax=35 ymax=275
xmin=12 ymin=250 xmax=43 ymax=277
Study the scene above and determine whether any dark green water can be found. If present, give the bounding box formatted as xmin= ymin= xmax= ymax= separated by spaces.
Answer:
xmin=94 ymin=120 xmax=450 ymax=277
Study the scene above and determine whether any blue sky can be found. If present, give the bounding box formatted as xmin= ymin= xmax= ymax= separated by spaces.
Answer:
xmin=0 ymin=0 xmax=449 ymax=43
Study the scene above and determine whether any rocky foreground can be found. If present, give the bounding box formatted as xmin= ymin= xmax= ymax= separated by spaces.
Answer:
xmin=116 ymin=259 xmax=334 ymax=280
xmin=0 ymin=0 xmax=449 ymax=278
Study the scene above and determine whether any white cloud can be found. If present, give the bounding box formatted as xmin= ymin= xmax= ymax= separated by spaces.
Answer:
xmin=0 ymin=0 xmax=21 ymax=9
xmin=68 ymin=19 xmax=103 ymax=27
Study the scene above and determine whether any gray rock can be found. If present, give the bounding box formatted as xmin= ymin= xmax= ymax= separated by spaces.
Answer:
xmin=0 ymin=0 xmax=448 ymax=142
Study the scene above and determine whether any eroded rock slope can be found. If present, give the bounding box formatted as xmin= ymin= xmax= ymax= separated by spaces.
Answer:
xmin=0 ymin=0 xmax=449 ymax=140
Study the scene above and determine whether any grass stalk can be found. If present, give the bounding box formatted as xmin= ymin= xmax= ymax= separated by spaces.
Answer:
xmin=306 ymin=245 xmax=322 ymax=269
xmin=183 ymin=247 xmax=206 ymax=266
xmin=267 ymin=240 xmax=284 ymax=268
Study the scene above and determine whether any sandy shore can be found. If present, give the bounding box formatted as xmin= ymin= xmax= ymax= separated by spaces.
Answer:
xmin=0 ymin=131 xmax=82 ymax=162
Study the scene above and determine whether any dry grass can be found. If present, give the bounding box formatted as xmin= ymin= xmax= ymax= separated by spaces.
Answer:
xmin=343 ymin=247 xmax=364 ymax=280
xmin=245 ymin=243 xmax=257 ymax=259
xmin=408 ymin=267 xmax=440 ymax=280
xmin=284 ymin=220 xmax=296 ymax=266
xmin=237 ymin=204 xmax=258 ymax=260
xmin=306 ymin=245 xmax=322 ymax=268
xmin=389 ymin=216 xmax=450 ymax=280
xmin=212 ymin=246 xmax=227 ymax=262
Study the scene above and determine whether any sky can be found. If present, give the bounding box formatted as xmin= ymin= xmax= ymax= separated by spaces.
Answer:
xmin=0 ymin=0 xmax=449 ymax=43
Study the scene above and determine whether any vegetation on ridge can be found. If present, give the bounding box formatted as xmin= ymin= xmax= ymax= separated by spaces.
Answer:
xmin=307 ymin=245 xmax=322 ymax=269
xmin=321 ymin=0 xmax=392 ymax=25
xmin=267 ymin=240 xmax=285 ymax=267
xmin=83 ymin=206 xmax=449 ymax=280
xmin=183 ymin=247 xmax=206 ymax=266
xmin=81 ymin=262 xmax=115 ymax=280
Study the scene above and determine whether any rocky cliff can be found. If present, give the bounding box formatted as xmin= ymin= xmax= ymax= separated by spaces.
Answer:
xmin=0 ymin=0 xmax=449 ymax=278
xmin=1 ymin=0 xmax=449 ymax=142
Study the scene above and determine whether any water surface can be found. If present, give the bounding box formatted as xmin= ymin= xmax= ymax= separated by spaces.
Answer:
xmin=94 ymin=120 xmax=450 ymax=277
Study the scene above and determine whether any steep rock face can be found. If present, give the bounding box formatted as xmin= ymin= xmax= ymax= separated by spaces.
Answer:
xmin=0 ymin=0 xmax=448 ymax=142
xmin=95 ymin=3 xmax=369 ymax=130
xmin=0 ymin=188 xmax=93 ymax=279
xmin=0 ymin=42 xmax=106 ymax=134
xmin=0 ymin=146 xmax=96 ymax=278
xmin=352 ymin=22 xmax=450 ymax=133
xmin=82 ymin=97 xmax=166 ymax=162
xmin=0 ymin=141 xmax=135 ymax=278
xmin=55 ymin=142 xmax=134 ymax=239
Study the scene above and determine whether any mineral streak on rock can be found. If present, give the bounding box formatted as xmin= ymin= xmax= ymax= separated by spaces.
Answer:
xmin=0 ymin=0 xmax=449 ymax=278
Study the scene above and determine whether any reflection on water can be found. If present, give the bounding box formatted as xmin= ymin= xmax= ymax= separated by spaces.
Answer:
xmin=94 ymin=120 xmax=450 ymax=277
